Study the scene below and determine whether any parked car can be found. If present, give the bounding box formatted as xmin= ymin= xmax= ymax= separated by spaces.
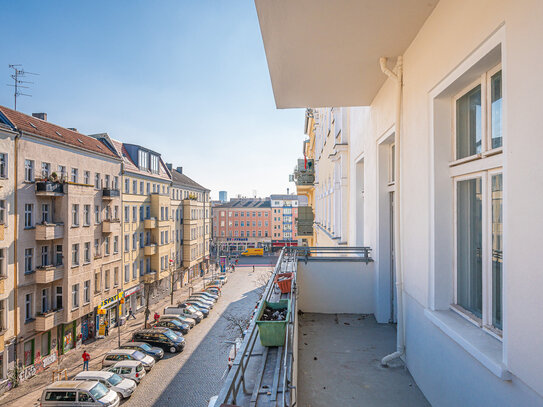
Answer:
xmin=184 ymin=301 xmax=210 ymax=316
xmin=120 ymin=341 xmax=164 ymax=360
xmin=196 ymin=291 xmax=219 ymax=301
xmin=132 ymin=327 xmax=186 ymax=353
xmin=218 ymin=275 xmax=228 ymax=284
xmin=152 ymin=319 xmax=190 ymax=335
xmin=191 ymin=292 xmax=217 ymax=303
xmin=73 ymin=370 xmax=137 ymax=399
xmin=205 ymin=287 xmax=221 ymax=296
xmin=103 ymin=360 xmax=146 ymax=383
xmin=102 ymin=349 xmax=155 ymax=371
xmin=188 ymin=296 xmax=214 ymax=308
xmin=164 ymin=305 xmax=203 ymax=322
xmin=40 ymin=380 xmax=120 ymax=407
xmin=209 ymin=279 xmax=223 ymax=287
xmin=160 ymin=314 xmax=196 ymax=328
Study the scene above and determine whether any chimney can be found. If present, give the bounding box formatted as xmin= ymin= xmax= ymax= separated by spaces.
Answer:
xmin=166 ymin=163 xmax=172 ymax=171
xmin=32 ymin=113 xmax=47 ymax=121
xmin=176 ymin=167 xmax=183 ymax=174
xmin=67 ymin=128 xmax=78 ymax=132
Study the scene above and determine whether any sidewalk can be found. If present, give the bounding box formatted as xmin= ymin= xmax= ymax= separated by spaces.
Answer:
xmin=0 ymin=276 xmax=210 ymax=407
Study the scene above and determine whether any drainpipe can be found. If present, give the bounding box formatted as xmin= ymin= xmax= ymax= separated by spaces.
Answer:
xmin=379 ymin=56 xmax=405 ymax=366
xmin=13 ymin=134 xmax=19 ymax=359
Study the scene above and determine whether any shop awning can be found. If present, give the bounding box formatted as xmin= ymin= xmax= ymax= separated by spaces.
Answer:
xmin=255 ymin=0 xmax=439 ymax=108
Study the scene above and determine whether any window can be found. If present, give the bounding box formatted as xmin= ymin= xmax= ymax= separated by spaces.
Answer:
xmin=105 ymin=237 xmax=110 ymax=255
xmin=41 ymin=203 xmax=49 ymax=224
xmin=24 ymin=203 xmax=33 ymax=228
xmin=83 ymin=170 xmax=90 ymax=185
xmin=104 ymin=174 xmax=110 ymax=189
xmin=84 ymin=242 xmax=90 ymax=263
xmin=55 ymin=286 xmax=62 ymax=310
xmin=124 ymin=205 xmax=129 ymax=222
xmin=114 ymin=205 xmax=119 ymax=220
xmin=132 ymin=206 xmax=137 ymax=222
xmin=132 ymin=233 xmax=137 ymax=250
xmin=125 ymin=178 xmax=129 ymax=193
xmin=25 ymin=248 xmax=33 ymax=273
xmin=94 ymin=238 xmax=100 ymax=257
xmin=146 ymin=182 xmax=150 ymax=195
xmin=58 ymin=165 xmax=66 ymax=180
xmin=71 ymin=168 xmax=78 ymax=183
xmin=139 ymin=206 xmax=144 ymax=221
xmin=451 ymin=65 xmax=503 ymax=334
xmin=95 ymin=173 xmax=101 ymax=189
xmin=84 ymin=205 xmax=90 ymax=226
xmin=114 ymin=267 xmax=119 ymax=287
xmin=94 ymin=272 xmax=101 ymax=293
xmin=105 ymin=269 xmax=110 ymax=290
xmin=150 ymin=154 xmax=159 ymax=174
xmin=84 ymin=281 xmax=90 ymax=303
xmin=94 ymin=205 xmax=100 ymax=224
xmin=25 ymin=294 xmax=33 ymax=321
xmin=0 ymin=249 xmax=5 ymax=278
xmin=124 ymin=264 xmax=130 ymax=283
xmin=113 ymin=236 xmax=119 ymax=253
xmin=140 ymin=181 xmax=144 ymax=194
xmin=41 ymin=246 xmax=49 ymax=267
xmin=24 ymin=159 xmax=34 ymax=182
xmin=132 ymin=262 xmax=137 ymax=279
xmin=124 ymin=235 xmax=129 ymax=252
xmin=41 ymin=162 xmax=50 ymax=179
xmin=72 ymin=284 xmax=79 ymax=308
xmin=113 ymin=176 xmax=119 ymax=190
xmin=0 ymin=153 xmax=6 ymax=178
xmin=24 ymin=339 xmax=34 ymax=366
xmin=55 ymin=245 xmax=63 ymax=265
xmin=72 ymin=244 xmax=79 ymax=266
xmin=0 ymin=200 xmax=5 ymax=224
xmin=133 ymin=180 xmax=137 ymax=194
xmin=72 ymin=204 xmax=79 ymax=226
xmin=138 ymin=150 xmax=149 ymax=170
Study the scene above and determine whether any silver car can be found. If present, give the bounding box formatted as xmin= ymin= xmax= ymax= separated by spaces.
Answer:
xmin=103 ymin=360 xmax=146 ymax=383
xmin=102 ymin=349 xmax=155 ymax=371
xmin=74 ymin=371 xmax=136 ymax=399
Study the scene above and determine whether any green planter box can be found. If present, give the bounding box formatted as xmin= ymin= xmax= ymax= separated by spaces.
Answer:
xmin=256 ymin=299 xmax=291 ymax=347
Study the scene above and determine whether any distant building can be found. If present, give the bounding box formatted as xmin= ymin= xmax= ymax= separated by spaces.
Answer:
xmin=270 ymin=195 xmax=299 ymax=248
xmin=219 ymin=191 xmax=227 ymax=203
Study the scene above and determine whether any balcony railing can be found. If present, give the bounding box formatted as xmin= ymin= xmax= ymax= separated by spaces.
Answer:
xmin=36 ymin=181 xmax=65 ymax=196
xmin=35 ymin=309 xmax=63 ymax=332
xmin=144 ymin=243 xmax=157 ymax=256
xmin=102 ymin=188 xmax=120 ymax=199
xmin=35 ymin=223 xmax=64 ymax=240
xmin=144 ymin=217 xmax=158 ymax=229
xmin=36 ymin=264 xmax=64 ymax=284
xmin=102 ymin=219 xmax=121 ymax=234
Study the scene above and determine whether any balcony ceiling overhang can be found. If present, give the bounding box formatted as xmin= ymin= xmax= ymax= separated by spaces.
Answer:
xmin=255 ymin=0 xmax=439 ymax=108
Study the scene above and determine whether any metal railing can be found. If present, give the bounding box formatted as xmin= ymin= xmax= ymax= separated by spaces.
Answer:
xmin=293 ymin=246 xmax=373 ymax=263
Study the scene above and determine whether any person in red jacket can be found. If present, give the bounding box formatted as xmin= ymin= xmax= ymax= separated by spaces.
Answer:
xmin=82 ymin=350 xmax=90 ymax=371
xmin=153 ymin=312 xmax=160 ymax=323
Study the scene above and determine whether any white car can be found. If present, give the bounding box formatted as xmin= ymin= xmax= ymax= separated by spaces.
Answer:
xmin=74 ymin=370 xmax=137 ymax=399
xmin=160 ymin=314 xmax=196 ymax=328
xmin=40 ymin=380 xmax=120 ymax=407
xmin=102 ymin=349 xmax=155 ymax=371
xmin=103 ymin=360 xmax=146 ymax=383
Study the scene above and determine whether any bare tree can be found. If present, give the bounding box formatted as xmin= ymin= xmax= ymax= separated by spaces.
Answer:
xmin=222 ymin=311 xmax=253 ymax=339
xmin=254 ymin=269 xmax=273 ymax=298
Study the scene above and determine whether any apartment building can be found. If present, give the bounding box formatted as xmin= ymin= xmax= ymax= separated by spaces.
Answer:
xmin=170 ymin=166 xmax=211 ymax=284
xmin=0 ymin=121 xmax=16 ymax=380
xmin=256 ymin=0 xmax=543 ymax=404
xmin=108 ymin=139 xmax=173 ymax=312
xmin=213 ymin=198 xmax=272 ymax=253
xmin=270 ymin=195 xmax=300 ymax=248
xmin=0 ymin=107 xmax=123 ymax=370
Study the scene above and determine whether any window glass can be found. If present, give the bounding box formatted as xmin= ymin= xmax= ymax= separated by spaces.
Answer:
xmin=456 ymin=85 xmax=482 ymax=159
xmin=78 ymin=392 xmax=91 ymax=402
xmin=491 ymin=173 xmax=503 ymax=329
xmin=456 ymin=177 xmax=483 ymax=318
xmin=490 ymin=71 xmax=502 ymax=149
xmin=89 ymin=382 xmax=109 ymax=400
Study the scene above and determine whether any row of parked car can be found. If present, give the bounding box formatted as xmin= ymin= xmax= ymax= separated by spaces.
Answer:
xmin=39 ymin=275 xmax=228 ymax=407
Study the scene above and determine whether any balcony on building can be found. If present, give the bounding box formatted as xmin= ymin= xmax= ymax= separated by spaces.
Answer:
xmin=35 ymin=308 xmax=64 ymax=332
xmin=292 ymin=158 xmax=315 ymax=186
xmin=35 ymin=180 xmax=65 ymax=197
xmin=0 ymin=223 xmax=4 ymax=241
xmin=144 ymin=217 xmax=158 ymax=229
xmin=296 ymin=206 xmax=314 ymax=236
xmin=102 ymin=188 xmax=120 ymax=200
xmin=102 ymin=218 xmax=121 ymax=234
xmin=215 ymin=247 xmax=428 ymax=407
xmin=142 ymin=270 xmax=157 ymax=283
xmin=0 ymin=274 xmax=6 ymax=295
xmin=144 ymin=243 xmax=157 ymax=256
xmin=35 ymin=222 xmax=64 ymax=240
xmin=36 ymin=264 xmax=64 ymax=284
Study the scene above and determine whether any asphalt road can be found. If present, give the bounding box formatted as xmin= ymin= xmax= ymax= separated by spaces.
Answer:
xmin=124 ymin=266 xmax=271 ymax=407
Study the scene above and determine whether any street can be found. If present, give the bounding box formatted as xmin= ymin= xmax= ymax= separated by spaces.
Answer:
xmin=124 ymin=266 xmax=271 ymax=406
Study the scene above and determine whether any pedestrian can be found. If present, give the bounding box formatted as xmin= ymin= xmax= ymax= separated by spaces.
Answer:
xmin=82 ymin=350 xmax=90 ymax=371
xmin=128 ymin=306 xmax=136 ymax=320
xmin=154 ymin=312 xmax=160 ymax=323
xmin=104 ymin=320 xmax=109 ymax=336
xmin=253 ymin=265 xmax=255 ymax=273
xmin=232 ymin=265 xmax=235 ymax=273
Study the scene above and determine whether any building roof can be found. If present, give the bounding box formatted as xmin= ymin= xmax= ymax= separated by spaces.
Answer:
xmin=171 ymin=168 xmax=209 ymax=191
xmin=214 ymin=199 xmax=271 ymax=209
xmin=109 ymin=138 xmax=171 ymax=182
xmin=270 ymin=194 xmax=300 ymax=201
xmin=0 ymin=106 xmax=119 ymax=158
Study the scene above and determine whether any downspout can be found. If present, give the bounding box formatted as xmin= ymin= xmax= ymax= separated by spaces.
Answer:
xmin=13 ymin=134 xmax=19 ymax=352
xmin=379 ymin=56 xmax=405 ymax=366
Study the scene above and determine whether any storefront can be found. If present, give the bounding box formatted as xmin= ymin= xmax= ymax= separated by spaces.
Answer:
xmin=123 ymin=284 xmax=143 ymax=314
xmin=81 ymin=313 xmax=95 ymax=342
xmin=60 ymin=322 xmax=76 ymax=354
xmin=96 ymin=292 xmax=123 ymax=338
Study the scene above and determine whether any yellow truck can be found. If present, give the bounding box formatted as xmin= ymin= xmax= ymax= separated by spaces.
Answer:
xmin=241 ymin=248 xmax=264 ymax=257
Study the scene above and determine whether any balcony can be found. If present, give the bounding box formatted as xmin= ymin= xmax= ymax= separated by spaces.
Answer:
xmin=0 ymin=224 xmax=4 ymax=241
xmin=36 ymin=264 xmax=64 ymax=284
xmin=102 ymin=188 xmax=120 ymax=200
xmin=35 ymin=223 xmax=64 ymax=240
xmin=292 ymin=158 xmax=315 ymax=186
xmin=0 ymin=275 xmax=6 ymax=295
xmin=141 ymin=271 xmax=157 ymax=283
xmin=144 ymin=243 xmax=157 ymax=256
xmin=102 ymin=219 xmax=121 ymax=234
xmin=144 ymin=218 xmax=158 ymax=229
xmin=35 ymin=181 xmax=65 ymax=196
xmin=297 ymin=206 xmax=314 ymax=236
xmin=35 ymin=309 xmax=63 ymax=332
xmin=216 ymin=247 xmax=427 ymax=407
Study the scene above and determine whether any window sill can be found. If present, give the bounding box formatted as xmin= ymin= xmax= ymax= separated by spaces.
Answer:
xmin=424 ymin=309 xmax=511 ymax=380
xmin=71 ymin=307 xmax=79 ymax=312
xmin=71 ymin=265 xmax=80 ymax=269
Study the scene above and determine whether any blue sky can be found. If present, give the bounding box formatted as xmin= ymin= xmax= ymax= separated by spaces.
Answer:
xmin=1 ymin=1 xmax=303 ymax=199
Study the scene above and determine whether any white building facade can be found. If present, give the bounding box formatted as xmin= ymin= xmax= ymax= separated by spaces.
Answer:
xmin=256 ymin=0 xmax=543 ymax=405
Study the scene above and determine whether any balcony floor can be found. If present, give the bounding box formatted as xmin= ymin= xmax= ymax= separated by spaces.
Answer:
xmin=298 ymin=313 xmax=429 ymax=407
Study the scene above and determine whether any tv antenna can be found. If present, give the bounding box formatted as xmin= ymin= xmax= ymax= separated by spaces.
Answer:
xmin=7 ymin=64 xmax=39 ymax=110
